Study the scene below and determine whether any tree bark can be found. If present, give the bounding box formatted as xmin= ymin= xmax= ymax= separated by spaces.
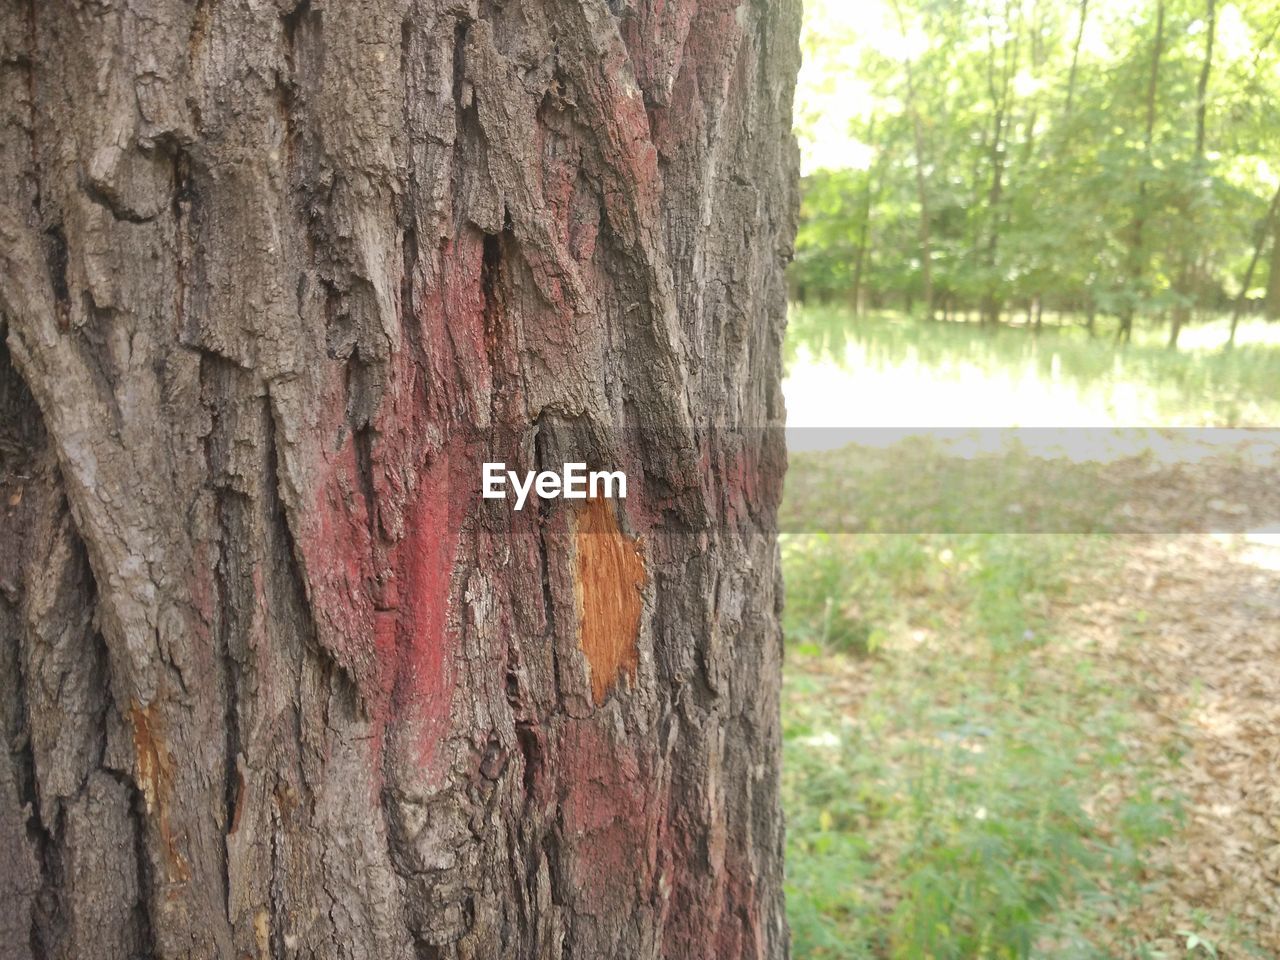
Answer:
xmin=1119 ymin=0 xmax=1164 ymax=344
xmin=979 ymin=0 xmax=1019 ymax=327
xmin=0 ymin=2 xmax=800 ymax=959
xmin=1169 ymin=0 xmax=1216 ymax=350
xmin=1228 ymin=181 xmax=1280 ymax=346
xmin=1267 ymin=212 xmax=1280 ymax=322
xmin=1064 ymin=0 xmax=1088 ymax=119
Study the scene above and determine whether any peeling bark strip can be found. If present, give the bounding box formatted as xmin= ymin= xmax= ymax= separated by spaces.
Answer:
xmin=129 ymin=702 xmax=192 ymax=885
xmin=0 ymin=0 xmax=799 ymax=957
xmin=573 ymin=496 xmax=645 ymax=705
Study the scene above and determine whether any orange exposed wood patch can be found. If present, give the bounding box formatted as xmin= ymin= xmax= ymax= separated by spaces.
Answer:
xmin=574 ymin=496 xmax=646 ymax=704
xmin=129 ymin=702 xmax=191 ymax=883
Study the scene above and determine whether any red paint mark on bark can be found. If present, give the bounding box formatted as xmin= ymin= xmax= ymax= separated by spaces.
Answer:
xmin=644 ymin=0 xmax=745 ymax=163
xmin=290 ymin=221 xmax=503 ymax=777
xmin=558 ymin=719 xmax=655 ymax=908
xmin=619 ymin=0 xmax=698 ymax=109
xmin=381 ymin=449 xmax=463 ymax=767
xmin=295 ymin=375 xmax=379 ymax=695
xmin=406 ymin=232 xmax=493 ymax=422
xmin=659 ymin=781 xmax=768 ymax=958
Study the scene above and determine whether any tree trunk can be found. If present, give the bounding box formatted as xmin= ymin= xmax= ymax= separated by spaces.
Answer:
xmin=1229 ymin=181 xmax=1280 ymax=346
xmin=890 ymin=0 xmax=934 ymax=322
xmin=0 ymin=3 xmax=800 ymax=959
xmin=980 ymin=0 xmax=1019 ymax=327
xmin=1267 ymin=214 xmax=1280 ymax=321
xmin=1119 ymin=0 xmax=1164 ymax=344
xmin=1169 ymin=0 xmax=1216 ymax=350
xmin=1064 ymin=0 xmax=1088 ymax=119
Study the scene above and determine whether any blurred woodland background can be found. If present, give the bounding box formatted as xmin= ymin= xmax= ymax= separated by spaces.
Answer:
xmin=779 ymin=2 xmax=1280 ymax=957
xmin=791 ymin=0 xmax=1279 ymax=348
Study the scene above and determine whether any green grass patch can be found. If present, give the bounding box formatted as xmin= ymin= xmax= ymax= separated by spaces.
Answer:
xmin=782 ymin=437 xmax=1127 ymax=537
xmin=783 ymin=532 xmax=1184 ymax=959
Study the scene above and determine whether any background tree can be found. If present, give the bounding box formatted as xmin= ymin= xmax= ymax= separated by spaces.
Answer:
xmin=1168 ymin=0 xmax=1216 ymax=349
xmin=0 ymin=2 xmax=800 ymax=958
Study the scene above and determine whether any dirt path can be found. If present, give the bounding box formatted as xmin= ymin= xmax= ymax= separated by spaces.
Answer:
xmin=1074 ymin=534 xmax=1280 ymax=956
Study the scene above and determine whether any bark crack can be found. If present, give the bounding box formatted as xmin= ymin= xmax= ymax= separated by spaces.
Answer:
xmin=533 ymin=424 xmax=563 ymax=714
xmin=451 ymin=19 xmax=469 ymax=109
xmin=280 ymin=0 xmax=313 ymax=57
xmin=268 ymin=802 xmax=286 ymax=960
xmin=97 ymin=762 xmax=158 ymax=960
xmin=212 ymin=481 xmax=243 ymax=921
xmin=264 ymin=387 xmax=363 ymax=719
xmin=24 ymin=0 xmax=40 ymax=219
xmin=172 ymin=149 xmax=192 ymax=343
xmin=0 ymin=340 xmax=53 ymax=954
xmin=8 ymin=602 xmax=53 ymax=930
xmin=39 ymin=224 xmax=68 ymax=323
xmin=187 ymin=0 xmax=213 ymax=63
xmin=77 ymin=179 xmax=162 ymax=225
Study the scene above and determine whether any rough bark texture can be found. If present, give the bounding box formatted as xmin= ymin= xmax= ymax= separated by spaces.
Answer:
xmin=0 ymin=2 xmax=800 ymax=958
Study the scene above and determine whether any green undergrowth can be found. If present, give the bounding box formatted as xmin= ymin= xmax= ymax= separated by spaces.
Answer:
xmin=782 ymin=531 xmax=1185 ymax=958
xmin=782 ymin=439 xmax=1127 ymax=538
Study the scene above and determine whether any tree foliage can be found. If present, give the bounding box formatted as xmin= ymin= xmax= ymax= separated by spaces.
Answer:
xmin=793 ymin=0 xmax=1280 ymax=338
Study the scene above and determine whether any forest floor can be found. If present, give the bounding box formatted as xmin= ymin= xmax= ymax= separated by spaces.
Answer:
xmin=780 ymin=312 xmax=1280 ymax=958
xmin=781 ymin=432 xmax=1280 ymax=958
xmin=1077 ymin=531 xmax=1280 ymax=957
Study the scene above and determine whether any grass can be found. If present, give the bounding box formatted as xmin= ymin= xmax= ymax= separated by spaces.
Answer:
xmin=782 ymin=437 xmax=1127 ymax=537
xmin=782 ymin=532 xmax=1184 ymax=958
xmin=778 ymin=309 xmax=1279 ymax=957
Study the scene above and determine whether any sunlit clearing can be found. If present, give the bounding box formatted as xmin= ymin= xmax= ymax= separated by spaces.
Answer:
xmin=784 ymin=341 xmax=1151 ymax=430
